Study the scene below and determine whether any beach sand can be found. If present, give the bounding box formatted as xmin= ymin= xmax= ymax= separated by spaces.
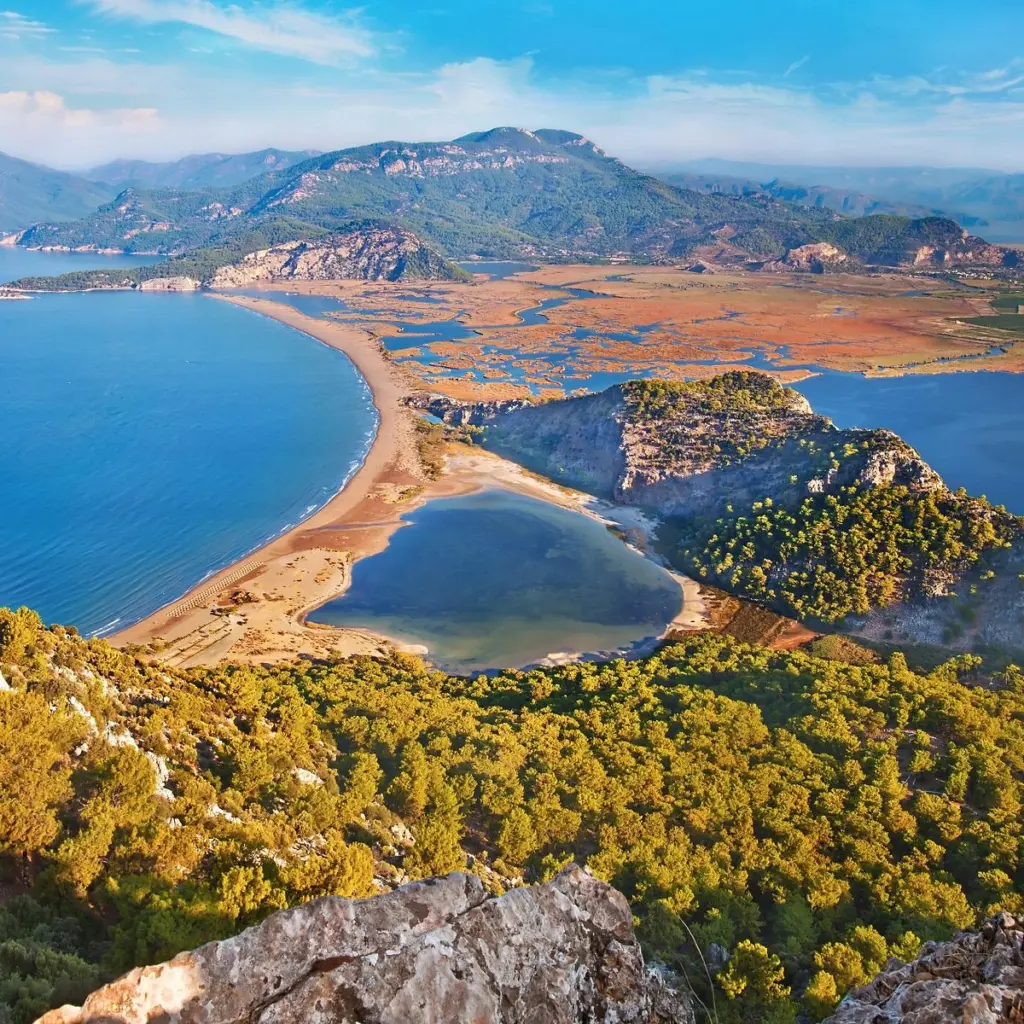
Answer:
xmin=114 ymin=293 xmax=714 ymax=669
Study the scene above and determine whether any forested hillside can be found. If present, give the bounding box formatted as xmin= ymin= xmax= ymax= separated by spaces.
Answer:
xmin=19 ymin=127 xmax=840 ymax=259
xmin=2 ymin=606 xmax=1022 ymax=1023
xmin=0 ymin=153 xmax=113 ymax=232
xmin=87 ymin=149 xmax=318 ymax=191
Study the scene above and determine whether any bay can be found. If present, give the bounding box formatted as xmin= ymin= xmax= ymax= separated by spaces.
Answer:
xmin=0 ymin=292 xmax=376 ymax=635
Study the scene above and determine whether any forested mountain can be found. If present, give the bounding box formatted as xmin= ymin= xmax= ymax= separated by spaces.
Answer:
xmin=0 ymin=152 xmax=114 ymax=232
xmin=3 ymin=605 xmax=1024 ymax=1024
xmin=86 ymin=148 xmax=320 ymax=191
xmin=655 ymin=159 xmax=1024 ymax=243
xmin=14 ymin=129 xmax=1019 ymax=270
xmin=19 ymin=127 xmax=841 ymax=259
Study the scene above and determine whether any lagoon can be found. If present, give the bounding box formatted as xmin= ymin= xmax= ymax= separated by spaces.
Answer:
xmin=0 ymin=291 xmax=376 ymax=634
xmin=310 ymin=488 xmax=684 ymax=672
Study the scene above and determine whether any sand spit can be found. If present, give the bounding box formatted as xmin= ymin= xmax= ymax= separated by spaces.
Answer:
xmin=113 ymin=294 xmax=711 ymax=669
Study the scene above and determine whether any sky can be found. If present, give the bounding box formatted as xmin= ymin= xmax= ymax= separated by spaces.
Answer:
xmin=2 ymin=0 xmax=1024 ymax=170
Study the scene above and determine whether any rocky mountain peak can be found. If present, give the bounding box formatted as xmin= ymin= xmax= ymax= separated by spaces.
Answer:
xmin=37 ymin=866 xmax=691 ymax=1024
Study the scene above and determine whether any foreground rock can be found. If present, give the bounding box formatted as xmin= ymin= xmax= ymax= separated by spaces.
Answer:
xmin=37 ymin=866 xmax=690 ymax=1024
xmin=824 ymin=913 xmax=1024 ymax=1023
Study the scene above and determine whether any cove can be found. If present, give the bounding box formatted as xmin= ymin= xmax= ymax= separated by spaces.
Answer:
xmin=310 ymin=488 xmax=684 ymax=673
xmin=794 ymin=370 xmax=1024 ymax=514
xmin=0 ymin=292 xmax=376 ymax=635
xmin=0 ymin=247 xmax=165 ymax=284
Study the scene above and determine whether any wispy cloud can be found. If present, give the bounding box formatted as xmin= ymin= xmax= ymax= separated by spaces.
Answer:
xmin=86 ymin=0 xmax=374 ymax=64
xmin=0 ymin=10 xmax=54 ymax=39
xmin=7 ymin=51 xmax=1024 ymax=171
xmin=783 ymin=55 xmax=809 ymax=78
xmin=0 ymin=89 xmax=160 ymax=164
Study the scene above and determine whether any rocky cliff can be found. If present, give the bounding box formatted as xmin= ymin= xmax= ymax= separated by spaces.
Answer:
xmin=417 ymin=372 xmax=942 ymax=518
xmin=36 ymin=866 xmax=690 ymax=1024
xmin=824 ymin=913 xmax=1024 ymax=1024
xmin=209 ymin=227 xmax=468 ymax=285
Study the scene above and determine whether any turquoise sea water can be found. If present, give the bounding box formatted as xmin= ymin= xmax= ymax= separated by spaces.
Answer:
xmin=0 ymin=292 xmax=376 ymax=635
xmin=0 ymin=247 xmax=165 ymax=284
xmin=310 ymin=488 xmax=683 ymax=672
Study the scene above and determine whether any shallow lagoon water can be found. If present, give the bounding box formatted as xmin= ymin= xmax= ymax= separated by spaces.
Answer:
xmin=0 ymin=291 xmax=377 ymax=634
xmin=310 ymin=488 xmax=684 ymax=672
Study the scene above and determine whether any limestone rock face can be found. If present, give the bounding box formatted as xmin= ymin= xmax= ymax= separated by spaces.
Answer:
xmin=778 ymin=242 xmax=850 ymax=273
xmin=209 ymin=227 xmax=464 ymax=286
xmin=824 ymin=912 xmax=1024 ymax=1024
xmin=37 ymin=866 xmax=691 ymax=1024
xmin=138 ymin=275 xmax=201 ymax=291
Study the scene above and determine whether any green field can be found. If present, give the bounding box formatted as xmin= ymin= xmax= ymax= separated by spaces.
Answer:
xmin=963 ymin=313 xmax=1024 ymax=332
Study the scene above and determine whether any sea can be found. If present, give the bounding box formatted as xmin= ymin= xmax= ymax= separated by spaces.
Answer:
xmin=4 ymin=249 xmax=1023 ymax=645
xmin=0 ymin=281 xmax=376 ymax=635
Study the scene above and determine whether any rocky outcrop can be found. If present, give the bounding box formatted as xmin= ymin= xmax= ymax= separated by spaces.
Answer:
xmin=37 ymin=866 xmax=690 ymax=1024
xmin=824 ymin=912 xmax=1024 ymax=1024
xmin=210 ymin=227 xmax=467 ymax=286
xmin=417 ymin=372 xmax=943 ymax=518
xmin=138 ymin=275 xmax=201 ymax=292
xmin=773 ymin=242 xmax=851 ymax=273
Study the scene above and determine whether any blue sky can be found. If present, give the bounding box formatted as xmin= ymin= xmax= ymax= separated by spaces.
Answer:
xmin=2 ymin=0 xmax=1023 ymax=169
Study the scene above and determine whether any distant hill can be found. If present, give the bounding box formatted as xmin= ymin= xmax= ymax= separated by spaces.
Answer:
xmin=19 ymin=127 xmax=846 ymax=259
xmin=87 ymin=148 xmax=320 ymax=191
xmin=15 ymin=129 xmax=1021 ymax=270
xmin=9 ymin=223 xmax=469 ymax=291
xmin=659 ymin=168 xmax=941 ymax=219
xmin=653 ymin=159 xmax=1024 ymax=242
xmin=0 ymin=152 xmax=114 ymax=232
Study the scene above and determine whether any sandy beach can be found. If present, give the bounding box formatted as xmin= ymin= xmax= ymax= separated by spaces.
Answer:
xmin=113 ymin=293 xmax=427 ymax=662
xmin=114 ymin=291 xmax=714 ymax=669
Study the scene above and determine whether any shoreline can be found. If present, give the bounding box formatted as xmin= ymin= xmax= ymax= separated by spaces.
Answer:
xmin=112 ymin=293 xmax=424 ymax=654
xmin=113 ymin=292 xmax=715 ymax=668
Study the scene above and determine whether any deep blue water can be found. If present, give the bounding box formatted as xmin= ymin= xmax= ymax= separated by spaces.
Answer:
xmin=0 ymin=247 xmax=165 ymax=284
xmin=311 ymin=488 xmax=683 ymax=672
xmin=794 ymin=370 xmax=1024 ymax=514
xmin=0 ymin=292 xmax=376 ymax=634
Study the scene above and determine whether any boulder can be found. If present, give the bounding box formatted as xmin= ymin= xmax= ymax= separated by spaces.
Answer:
xmin=824 ymin=912 xmax=1024 ymax=1023
xmin=37 ymin=866 xmax=691 ymax=1024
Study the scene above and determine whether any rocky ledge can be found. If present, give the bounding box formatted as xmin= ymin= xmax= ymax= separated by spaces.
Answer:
xmin=37 ymin=866 xmax=690 ymax=1024
xmin=824 ymin=913 xmax=1024 ymax=1024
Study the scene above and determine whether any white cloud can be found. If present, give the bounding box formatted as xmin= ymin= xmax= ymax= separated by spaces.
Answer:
xmin=86 ymin=0 xmax=373 ymax=64
xmin=0 ymin=10 xmax=54 ymax=39
xmin=6 ymin=53 xmax=1024 ymax=171
xmin=0 ymin=90 xmax=160 ymax=164
xmin=783 ymin=55 xmax=809 ymax=78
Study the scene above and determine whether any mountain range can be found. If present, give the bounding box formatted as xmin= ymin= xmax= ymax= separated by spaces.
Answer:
xmin=85 ymin=148 xmax=319 ymax=191
xmin=3 ymin=128 xmax=1022 ymax=272
xmin=654 ymin=159 xmax=1024 ymax=242
xmin=0 ymin=152 xmax=114 ymax=232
